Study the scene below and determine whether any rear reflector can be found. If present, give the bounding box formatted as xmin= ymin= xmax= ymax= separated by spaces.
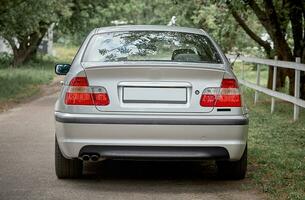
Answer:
xmin=200 ymin=94 xmax=216 ymax=107
xmin=93 ymin=93 xmax=110 ymax=106
xmin=200 ymin=78 xmax=241 ymax=107
xmin=65 ymin=76 xmax=109 ymax=106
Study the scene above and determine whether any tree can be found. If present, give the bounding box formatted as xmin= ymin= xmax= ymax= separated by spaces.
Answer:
xmin=191 ymin=1 xmax=263 ymax=55
xmin=0 ymin=0 xmax=71 ymax=66
xmin=225 ymin=0 xmax=305 ymax=97
xmin=57 ymin=0 xmax=112 ymax=44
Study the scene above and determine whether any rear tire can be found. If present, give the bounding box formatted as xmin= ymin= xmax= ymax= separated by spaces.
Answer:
xmin=55 ymin=137 xmax=83 ymax=179
xmin=216 ymin=145 xmax=247 ymax=180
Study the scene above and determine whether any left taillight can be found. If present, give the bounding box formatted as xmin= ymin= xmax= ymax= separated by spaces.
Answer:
xmin=200 ymin=78 xmax=241 ymax=107
xmin=64 ymin=76 xmax=109 ymax=106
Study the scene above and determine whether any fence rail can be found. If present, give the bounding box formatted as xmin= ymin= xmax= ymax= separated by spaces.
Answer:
xmin=226 ymin=54 xmax=305 ymax=121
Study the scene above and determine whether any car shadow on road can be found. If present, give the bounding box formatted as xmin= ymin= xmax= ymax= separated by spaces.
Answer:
xmin=58 ymin=160 xmax=251 ymax=196
xmin=83 ymin=160 xmax=218 ymax=181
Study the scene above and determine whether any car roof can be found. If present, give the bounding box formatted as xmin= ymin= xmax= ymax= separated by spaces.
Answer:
xmin=94 ymin=25 xmax=207 ymax=35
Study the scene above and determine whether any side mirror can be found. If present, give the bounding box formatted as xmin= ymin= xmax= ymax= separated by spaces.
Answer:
xmin=55 ymin=64 xmax=71 ymax=75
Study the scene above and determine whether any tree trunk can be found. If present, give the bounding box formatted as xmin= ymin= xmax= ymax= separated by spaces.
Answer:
xmin=6 ymin=28 xmax=47 ymax=67
xmin=300 ymin=73 xmax=305 ymax=99
xmin=13 ymin=50 xmax=30 ymax=66
xmin=301 ymin=51 xmax=305 ymax=99
xmin=267 ymin=65 xmax=287 ymax=89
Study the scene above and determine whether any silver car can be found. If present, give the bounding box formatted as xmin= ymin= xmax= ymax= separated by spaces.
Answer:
xmin=54 ymin=25 xmax=248 ymax=179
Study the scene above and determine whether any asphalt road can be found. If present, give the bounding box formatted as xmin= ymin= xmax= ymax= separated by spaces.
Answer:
xmin=0 ymin=91 xmax=265 ymax=200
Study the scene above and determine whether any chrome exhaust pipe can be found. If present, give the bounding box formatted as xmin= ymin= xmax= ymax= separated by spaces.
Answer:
xmin=90 ymin=154 xmax=99 ymax=162
xmin=82 ymin=154 xmax=90 ymax=161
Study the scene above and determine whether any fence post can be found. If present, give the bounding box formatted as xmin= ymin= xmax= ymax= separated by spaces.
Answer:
xmin=254 ymin=64 xmax=260 ymax=105
xmin=294 ymin=57 xmax=301 ymax=121
xmin=271 ymin=56 xmax=278 ymax=113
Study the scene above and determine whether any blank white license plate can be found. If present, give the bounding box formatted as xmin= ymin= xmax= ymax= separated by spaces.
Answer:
xmin=123 ymin=87 xmax=187 ymax=103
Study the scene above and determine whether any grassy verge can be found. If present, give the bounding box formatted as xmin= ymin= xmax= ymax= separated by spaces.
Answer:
xmin=234 ymin=62 xmax=305 ymax=199
xmin=0 ymin=44 xmax=77 ymax=108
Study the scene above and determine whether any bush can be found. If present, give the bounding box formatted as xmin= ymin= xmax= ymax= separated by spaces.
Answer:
xmin=0 ymin=52 xmax=13 ymax=68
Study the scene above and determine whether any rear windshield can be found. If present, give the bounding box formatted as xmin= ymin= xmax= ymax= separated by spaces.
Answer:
xmin=82 ymin=31 xmax=222 ymax=63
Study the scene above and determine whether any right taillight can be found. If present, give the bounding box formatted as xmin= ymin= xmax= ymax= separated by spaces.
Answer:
xmin=200 ymin=78 xmax=241 ymax=107
xmin=65 ymin=76 xmax=109 ymax=106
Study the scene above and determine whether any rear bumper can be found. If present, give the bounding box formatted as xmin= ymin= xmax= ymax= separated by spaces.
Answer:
xmin=55 ymin=112 xmax=248 ymax=161
xmin=55 ymin=112 xmax=248 ymax=125
xmin=79 ymin=146 xmax=229 ymax=161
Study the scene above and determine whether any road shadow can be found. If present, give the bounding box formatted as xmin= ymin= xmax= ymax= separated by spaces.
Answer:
xmin=56 ymin=160 xmax=253 ymax=197
xmin=83 ymin=160 xmax=218 ymax=181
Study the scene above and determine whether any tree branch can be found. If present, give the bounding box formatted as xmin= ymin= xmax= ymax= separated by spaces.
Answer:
xmin=245 ymin=0 xmax=276 ymax=39
xmin=246 ymin=0 xmax=293 ymax=60
xmin=245 ymin=0 xmax=268 ymax=21
xmin=3 ymin=36 xmax=17 ymax=52
xmin=226 ymin=1 xmax=272 ymax=56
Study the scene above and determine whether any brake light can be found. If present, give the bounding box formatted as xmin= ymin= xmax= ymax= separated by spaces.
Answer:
xmin=69 ymin=77 xmax=89 ymax=86
xmin=221 ymin=78 xmax=238 ymax=88
xmin=200 ymin=78 xmax=241 ymax=107
xmin=65 ymin=76 xmax=109 ymax=106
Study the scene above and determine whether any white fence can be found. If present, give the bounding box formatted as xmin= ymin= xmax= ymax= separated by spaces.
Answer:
xmin=226 ymin=54 xmax=305 ymax=121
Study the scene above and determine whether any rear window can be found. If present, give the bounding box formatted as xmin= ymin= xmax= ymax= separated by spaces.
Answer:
xmin=82 ymin=31 xmax=222 ymax=63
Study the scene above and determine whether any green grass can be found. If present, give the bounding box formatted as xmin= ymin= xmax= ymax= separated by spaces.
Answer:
xmin=0 ymin=44 xmax=78 ymax=105
xmin=237 ymin=63 xmax=305 ymax=199
xmin=245 ymin=89 xmax=305 ymax=199
xmin=53 ymin=43 xmax=79 ymax=62
xmin=234 ymin=62 xmax=269 ymax=86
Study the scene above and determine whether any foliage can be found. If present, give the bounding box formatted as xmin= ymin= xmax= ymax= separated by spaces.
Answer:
xmin=0 ymin=52 xmax=13 ymax=67
xmin=56 ymin=0 xmax=198 ymax=45
xmin=191 ymin=1 xmax=263 ymax=55
xmin=0 ymin=0 xmax=72 ymax=66
xmin=56 ymin=0 xmax=263 ymax=56
xmin=0 ymin=0 xmax=71 ymax=39
xmin=56 ymin=0 xmax=110 ymax=44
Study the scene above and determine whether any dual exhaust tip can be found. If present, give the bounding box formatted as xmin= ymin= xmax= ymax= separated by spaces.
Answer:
xmin=81 ymin=154 xmax=100 ymax=162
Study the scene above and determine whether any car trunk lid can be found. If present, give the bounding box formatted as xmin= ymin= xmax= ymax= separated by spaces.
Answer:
xmin=82 ymin=62 xmax=225 ymax=113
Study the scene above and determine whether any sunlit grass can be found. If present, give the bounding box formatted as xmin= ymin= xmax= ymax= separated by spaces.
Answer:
xmin=234 ymin=61 xmax=269 ymax=86
xmin=53 ymin=44 xmax=78 ymax=63
xmin=0 ymin=44 xmax=77 ymax=104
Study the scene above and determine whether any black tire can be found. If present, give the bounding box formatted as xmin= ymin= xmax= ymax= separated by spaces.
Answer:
xmin=216 ymin=145 xmax=247 ymax=180
xmin=55 ymin=137 xmax=83 ymax=179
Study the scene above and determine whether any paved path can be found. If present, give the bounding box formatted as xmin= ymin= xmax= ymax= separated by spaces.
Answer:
xmin=0 ymin=92 xmax=265 ymax=200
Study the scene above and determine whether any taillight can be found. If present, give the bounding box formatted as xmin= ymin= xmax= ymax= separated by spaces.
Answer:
xmin=91 ymin=87 xmax=110 ymax=106
xmin=65 ymin=76 xmax=109 ymax=106
xmin=200 ymin=78 xmax=241 ymax=107
xmin=69 ymin=76 xmax=88 ymax=86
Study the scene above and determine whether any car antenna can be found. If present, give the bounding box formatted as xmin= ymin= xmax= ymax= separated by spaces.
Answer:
xmin=230 ymin=53 xmax=241 ymax=67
